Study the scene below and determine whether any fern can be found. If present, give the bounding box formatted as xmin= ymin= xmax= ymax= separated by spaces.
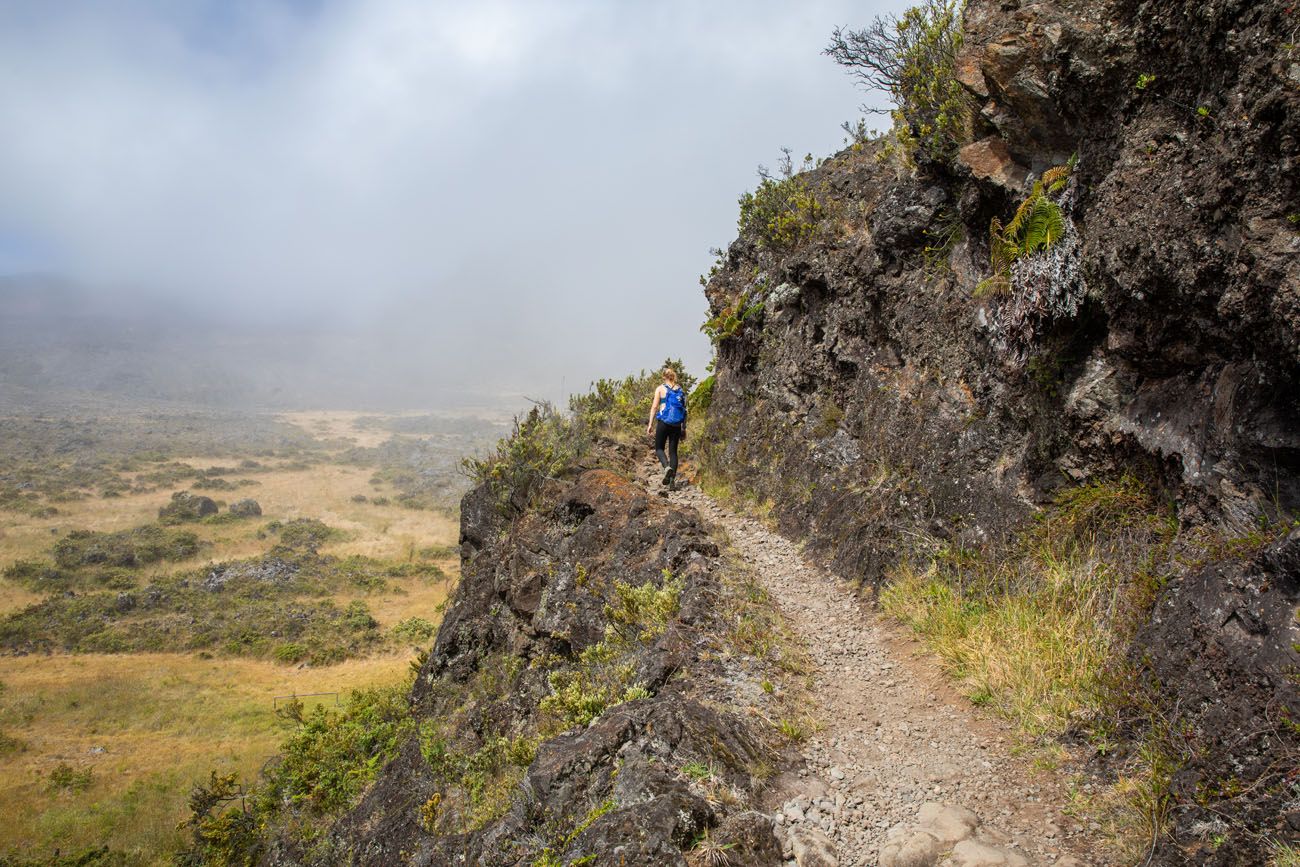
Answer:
xmin=978 ymin=162 xmax=1072 ymax=297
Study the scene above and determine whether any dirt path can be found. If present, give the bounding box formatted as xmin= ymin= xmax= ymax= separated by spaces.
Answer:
xmin=639 ymin=459 xmax=1107 ymax=867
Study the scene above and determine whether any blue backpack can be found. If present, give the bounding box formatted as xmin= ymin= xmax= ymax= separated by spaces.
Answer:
xmin=658 ymin=386 xmax=686 ymax=424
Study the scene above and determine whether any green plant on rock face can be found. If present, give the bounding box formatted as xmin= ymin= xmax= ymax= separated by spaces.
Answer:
xmin=976 ymin=163 xmax=1072 ymax=297
xmin=702 ymin=292 xmax=764 ymax=346
xmin=463 ymin=403 xmax=587 ymax=513
xmin=826 ymin=0 xmax=972 ymax=165
xmin=737 ymin=150 xmax=823 ymax=249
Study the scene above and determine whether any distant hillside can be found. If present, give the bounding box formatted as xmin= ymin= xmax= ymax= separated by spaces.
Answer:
xmin=0 ymin=275 xmax=523 ymax=412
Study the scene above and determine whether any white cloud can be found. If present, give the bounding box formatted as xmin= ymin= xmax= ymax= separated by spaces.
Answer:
xmin=0 ymin=0 xmax=906 ymax=397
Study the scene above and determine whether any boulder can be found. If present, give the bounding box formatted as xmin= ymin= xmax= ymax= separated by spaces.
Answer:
xmin=789 ymin=826 xmax=838 ymax=867
xmin=228 ymin=498 xmax=262 ymax=517
xmin=948 ymin=839 xmax=1029 ymax=867
xmin=957 ymin=139 xmax=1029 ymax=191
xmin=158 ymin=491 xmax=218 ymax=524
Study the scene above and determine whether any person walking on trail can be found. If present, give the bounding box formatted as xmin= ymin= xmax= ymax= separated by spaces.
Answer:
xmin=647 ymin=367 xmax=687 ymax=490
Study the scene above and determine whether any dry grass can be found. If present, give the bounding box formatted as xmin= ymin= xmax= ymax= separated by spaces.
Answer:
xmin=881 ymin=554 xmax=1123 ymax=738
xmin=0 ymin=463 xmax=459 ymax=616
xmin=278 ymin=410 xmax=396 ymax=448
xmin=0 ymin=411 xmax=465 ymax=861
xmin=0 ymin=651 xmax=417 ymax=863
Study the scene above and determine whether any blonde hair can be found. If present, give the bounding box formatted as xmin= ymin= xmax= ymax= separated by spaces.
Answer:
xmin=662 ymin=367 xmax=678 ymax=386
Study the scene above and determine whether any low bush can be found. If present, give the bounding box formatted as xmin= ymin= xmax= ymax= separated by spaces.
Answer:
xmin=0 ymin=550 xmax=390 ymax=663
xmin=569 ymin=359 xmax=696 ymax=437
xmin=826 ymin=0 xmax=973 ymax=165
xmin=51 ymin=526 xmax=201 ymax=570
xmin=391 ymin=617 xmax=438 ymax=643
xmin=179 ymin=680 xmax=414 ymax=863
xmin=737 ymin=150 xmax=823 ymax=249
xmin=540 ymin=574 xmax=682 ymax=731
xmin=464 ymin=404 xmax=589 ymax=513
xmin=158 ymin=491 xmax=218 ymax=524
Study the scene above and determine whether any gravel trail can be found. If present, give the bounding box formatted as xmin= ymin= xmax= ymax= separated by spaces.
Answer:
xmin=639 ymin=459 xmax=1109 ymax=867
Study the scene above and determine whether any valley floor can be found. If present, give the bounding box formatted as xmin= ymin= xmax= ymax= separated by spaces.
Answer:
xmin=641 ymin=457 xmax=1110 ymax=866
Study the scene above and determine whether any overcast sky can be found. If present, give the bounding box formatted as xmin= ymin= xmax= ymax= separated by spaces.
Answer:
xmin=0 ymin=0 xmax=902 ymax=404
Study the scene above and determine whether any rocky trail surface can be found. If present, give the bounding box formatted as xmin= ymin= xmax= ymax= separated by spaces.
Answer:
xmin=638 ymin=459 xmax=1108 ymax=867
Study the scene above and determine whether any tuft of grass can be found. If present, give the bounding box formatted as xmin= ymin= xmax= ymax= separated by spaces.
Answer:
xmin=881 ymin=476 xmax=1173 ymax=739
xmin=776 ymin=717 xmax=805 ymax=742
xmin=1271 ymin=841 xmax=1300 ymax=867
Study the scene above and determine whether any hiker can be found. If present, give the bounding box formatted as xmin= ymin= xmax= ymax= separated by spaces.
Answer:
xmin=646 ymin=367 xmax=687 ymax=490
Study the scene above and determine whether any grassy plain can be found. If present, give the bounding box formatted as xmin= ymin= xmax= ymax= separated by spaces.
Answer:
xmin=0 ymin=407 xmax=490 ymax=864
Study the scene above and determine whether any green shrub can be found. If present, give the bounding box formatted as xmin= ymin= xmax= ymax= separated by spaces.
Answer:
xmin=569 ymin=360 xmax=696 ymax=436
xmin=391 ymin=617 xmax=438 ymax=643
xmin=977 ymin=163 xmax=1072 ymax=296
xmin=737 ymin=150 xmax=823 ymax=248
xmin=688 ymin=375 xmax=716 ymax=416
xmin=826 ymin=0 xmax=972 ymax=165
xmin=51 ymin=526 xmax=200 ymax=570
xmin=418 ymin=725 xmax=538 ymax=832
xmin=271 ymin=518 xmax=338 ymax=553
xmin=464 ymin=404 xmax=588 ymax=512
xmin=702 ymin=292 xmax=764 ymax=346
xmin=0 ymin=557 xmax=384 ymax=663
xmin=541 ymin=575 xmax=682 ymax=731
xmin=180 ymin=681 xmax=414 ymax=863
xmin=48 ymin=762 xmax=94 ymax=793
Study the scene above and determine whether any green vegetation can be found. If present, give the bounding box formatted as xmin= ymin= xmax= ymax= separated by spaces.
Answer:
xmin=0 ymin=542 xmax=434 ymax=663
xmin=465 ymin=404 xmax=589 ymax=513
xmin=701 ymin=291 xmax=764 ymax=346
xmin=540 ymin=574 xmax=683 ymax=731
xmin=688 ymin=375 xmax=716 ymax=416
xmin=48 ymin=762 xmax=95 ymax=793
xmin=881 ymin=476 xmax=1174 ymax=738
xmin=391 ymin=616 xmax=438 ymax=643
xmin=52 ymin=525 xmax=201 ymax=570
xmin=0 ymin=413 xmax=318 ymax=512
xmin=737 ymin=150 xmax=823 ymax=249
xmin=418 ymin=725 xmax=538 ymax=833
xmin=179 ymin=679 xmax=414 ymax=864
xmin=1271 ymin=841 xmax=1300 ymax=867
xmin=568 ymin=359 xmax=696 ymax=437
xmin=528 ymin=798 xmax=617 ymax=867
xmin=826 ymin=0 xmax=972 ymax=165
xmin=879 ymin=477 xmax=1193 ymax=856
xmin=977 ymin=163 xmax=1073 ymax=297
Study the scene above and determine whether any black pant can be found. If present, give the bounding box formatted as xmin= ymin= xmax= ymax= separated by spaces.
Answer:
xmin=654 ymin=419 xmax=682 ymax=473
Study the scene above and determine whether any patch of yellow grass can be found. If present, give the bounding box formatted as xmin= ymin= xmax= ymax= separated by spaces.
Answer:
xmin=0 ymin=651 xmax=418 ymax=863
xmin=0 ymin=463 xmax=459 ymax=614
xmin=881 ymin=555 xmax=1120 ymax=739
xmin=278 ymin=410 xmax=394 ymax=448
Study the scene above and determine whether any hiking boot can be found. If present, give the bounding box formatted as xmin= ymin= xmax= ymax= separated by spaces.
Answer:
xmin=662 ymin=467 xmax=675 ymax=487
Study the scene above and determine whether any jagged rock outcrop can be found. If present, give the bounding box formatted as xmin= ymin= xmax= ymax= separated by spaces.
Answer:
xmin=158 ymin=490 xmax=218 ymax=523
xmin=294 ymin=445 xmax=786 ymax=866
xmin=699 ymin=0 xmax=1298 ymax=861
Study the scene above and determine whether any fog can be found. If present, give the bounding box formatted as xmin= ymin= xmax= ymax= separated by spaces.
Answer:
xmin=0 ymin=0 xmax=901 ymax=409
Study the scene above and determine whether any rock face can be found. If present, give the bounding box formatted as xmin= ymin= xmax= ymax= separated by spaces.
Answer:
xmin=304 ymin=448 xmax=784 ymax=865
xmin=698 ymin=0 xmax=1298 ymax=860
xmin=158 ymin=490 xmax=218 ymax=523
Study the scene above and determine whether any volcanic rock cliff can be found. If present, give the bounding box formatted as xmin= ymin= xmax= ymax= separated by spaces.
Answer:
xmin=284 ymin=443 xmax=791 ymax=866
xmin=295 ymin=1 xmax=1300 ymax=864
xmin=698 ymin=0 xmax=1299 ymax=861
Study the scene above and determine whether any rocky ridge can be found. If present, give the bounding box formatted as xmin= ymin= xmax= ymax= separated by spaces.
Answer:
xmin=698 ymin=0 xmax=1299 ymax=860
